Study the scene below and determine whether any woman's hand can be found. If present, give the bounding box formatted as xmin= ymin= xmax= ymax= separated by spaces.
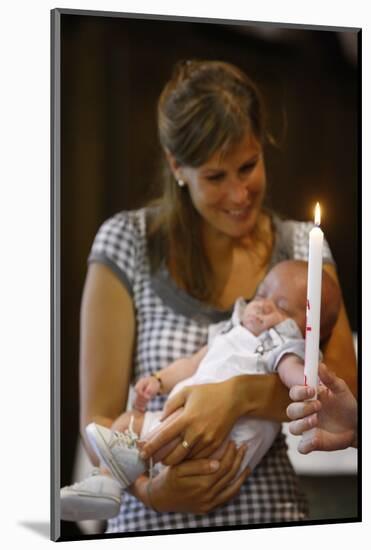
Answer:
xmin=286 ymin=363 xmax=357 ymax=454
xmin=135 ymin=441 xmax=250 ymax=514
xmin=141 ymin=379 xmax=241 ymax=465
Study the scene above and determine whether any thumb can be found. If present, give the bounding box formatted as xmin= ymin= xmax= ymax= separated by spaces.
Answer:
xmin=160 ymin=388 xmax=187 ymax=421
xmin=318 ymin=363 xmax=343 ymax=394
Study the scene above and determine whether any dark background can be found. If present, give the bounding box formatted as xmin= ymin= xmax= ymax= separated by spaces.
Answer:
xmin=59 ymin=12 xmax=359 ymax=537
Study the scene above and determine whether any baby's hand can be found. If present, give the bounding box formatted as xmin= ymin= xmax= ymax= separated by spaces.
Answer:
xmin=134 ymin=375 xmax=161 ymax=412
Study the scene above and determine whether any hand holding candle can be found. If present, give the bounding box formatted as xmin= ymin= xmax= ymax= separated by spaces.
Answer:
xmin=302 ymin=202 xmax=323 ymax=444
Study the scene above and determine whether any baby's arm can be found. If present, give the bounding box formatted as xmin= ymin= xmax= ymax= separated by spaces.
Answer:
xmin=276 ymin=354 xmax=305 ymax=390
xmin=134 ymin=346 xmax=208 ymax=411
xmin=156 ymin=345 xmax=208 ymax=394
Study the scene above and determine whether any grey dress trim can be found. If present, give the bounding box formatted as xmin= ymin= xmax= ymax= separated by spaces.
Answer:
xmin=149 ymin=213 xmax=334 ymax=322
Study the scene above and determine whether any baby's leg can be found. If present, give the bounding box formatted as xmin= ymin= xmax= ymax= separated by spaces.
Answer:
xmin=110 ymin=408 xmax=145 ymax=436
xmin=97 ymin=409 xmax=145 ymax=476
xmin=140 ymin=408 xmax=184 ymax=464
xmin=99 ymin=465 xmax=113 ymax=477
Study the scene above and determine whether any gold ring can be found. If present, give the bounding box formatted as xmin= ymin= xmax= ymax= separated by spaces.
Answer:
xmin=182 ymin=440 xmax=190 ymax=449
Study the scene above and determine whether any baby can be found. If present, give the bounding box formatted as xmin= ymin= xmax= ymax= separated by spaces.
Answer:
xmin=61 ymin=260 xmax=340 ymax=521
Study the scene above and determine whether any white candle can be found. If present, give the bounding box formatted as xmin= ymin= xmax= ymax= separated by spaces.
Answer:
xmin=302 ymin=203 xmax=323 ymax=443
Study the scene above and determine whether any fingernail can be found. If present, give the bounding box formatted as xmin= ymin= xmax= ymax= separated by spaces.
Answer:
xmin=309 ymin=413 xmax=317 ymax=427
xmin=210 ymin=460 xmax=219 ymax=471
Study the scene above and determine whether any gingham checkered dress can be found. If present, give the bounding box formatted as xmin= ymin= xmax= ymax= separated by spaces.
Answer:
xmin=88 ymin=208 xmax=334 ymax=533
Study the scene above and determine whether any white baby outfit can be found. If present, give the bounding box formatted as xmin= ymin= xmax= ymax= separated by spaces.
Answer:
xmin=141 ymin=297 xmax=305 ymax=472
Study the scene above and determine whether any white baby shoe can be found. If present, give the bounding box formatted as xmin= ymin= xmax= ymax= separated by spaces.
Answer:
xmin=85 ymin=419 xmax=147 ymax=489
xmin=60 ymin=468 xmax=122 ymax=521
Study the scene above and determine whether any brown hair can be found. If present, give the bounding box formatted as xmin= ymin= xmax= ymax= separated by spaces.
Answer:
xmin=148 ymin=60 xmax=271 ymax=302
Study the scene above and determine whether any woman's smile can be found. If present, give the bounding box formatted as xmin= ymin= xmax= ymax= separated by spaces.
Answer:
xmin=222 ymin=204 xmax=252 ymax=221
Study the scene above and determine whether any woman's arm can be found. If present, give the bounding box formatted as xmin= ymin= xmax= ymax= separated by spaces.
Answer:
xmin=130 ymin=441 xmax=251 ymax=514
xmin=79 ymin=263 xmax=135 ymax=464
xmin=321 ymin=263 xmax=357 ymax=396
xmin=140 ymin=373 xmax=290 ymax=465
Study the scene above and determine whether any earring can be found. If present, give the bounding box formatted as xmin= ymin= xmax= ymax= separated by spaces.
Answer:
xmin=177 ymin=179 xmax=185 ymax=187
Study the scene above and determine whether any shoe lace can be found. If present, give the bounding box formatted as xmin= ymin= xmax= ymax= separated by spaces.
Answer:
xmin=111 ymin=415 xmax=139 ymax=450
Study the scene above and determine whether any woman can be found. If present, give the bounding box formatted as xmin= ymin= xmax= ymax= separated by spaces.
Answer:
xmin=79 ymin=60 xmax=356 ymax=532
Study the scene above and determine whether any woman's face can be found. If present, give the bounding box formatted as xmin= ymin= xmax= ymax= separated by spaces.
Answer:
xmin=179 ymin=132 xmax=266 ymax=240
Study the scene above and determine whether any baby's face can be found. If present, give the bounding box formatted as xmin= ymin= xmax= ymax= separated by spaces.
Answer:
xmin=248 ymin=265 xmax=307 ymax=336
xmin=241 ymin=298 xmax=287 ymax=335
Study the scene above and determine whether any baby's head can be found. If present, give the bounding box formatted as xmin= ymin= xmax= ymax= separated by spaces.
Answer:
xmin=241 ymin=260 xmax=341 ymax=340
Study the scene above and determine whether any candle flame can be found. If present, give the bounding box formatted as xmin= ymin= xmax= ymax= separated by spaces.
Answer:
xmin=314 ymin=202 xmax=321 ymax=226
